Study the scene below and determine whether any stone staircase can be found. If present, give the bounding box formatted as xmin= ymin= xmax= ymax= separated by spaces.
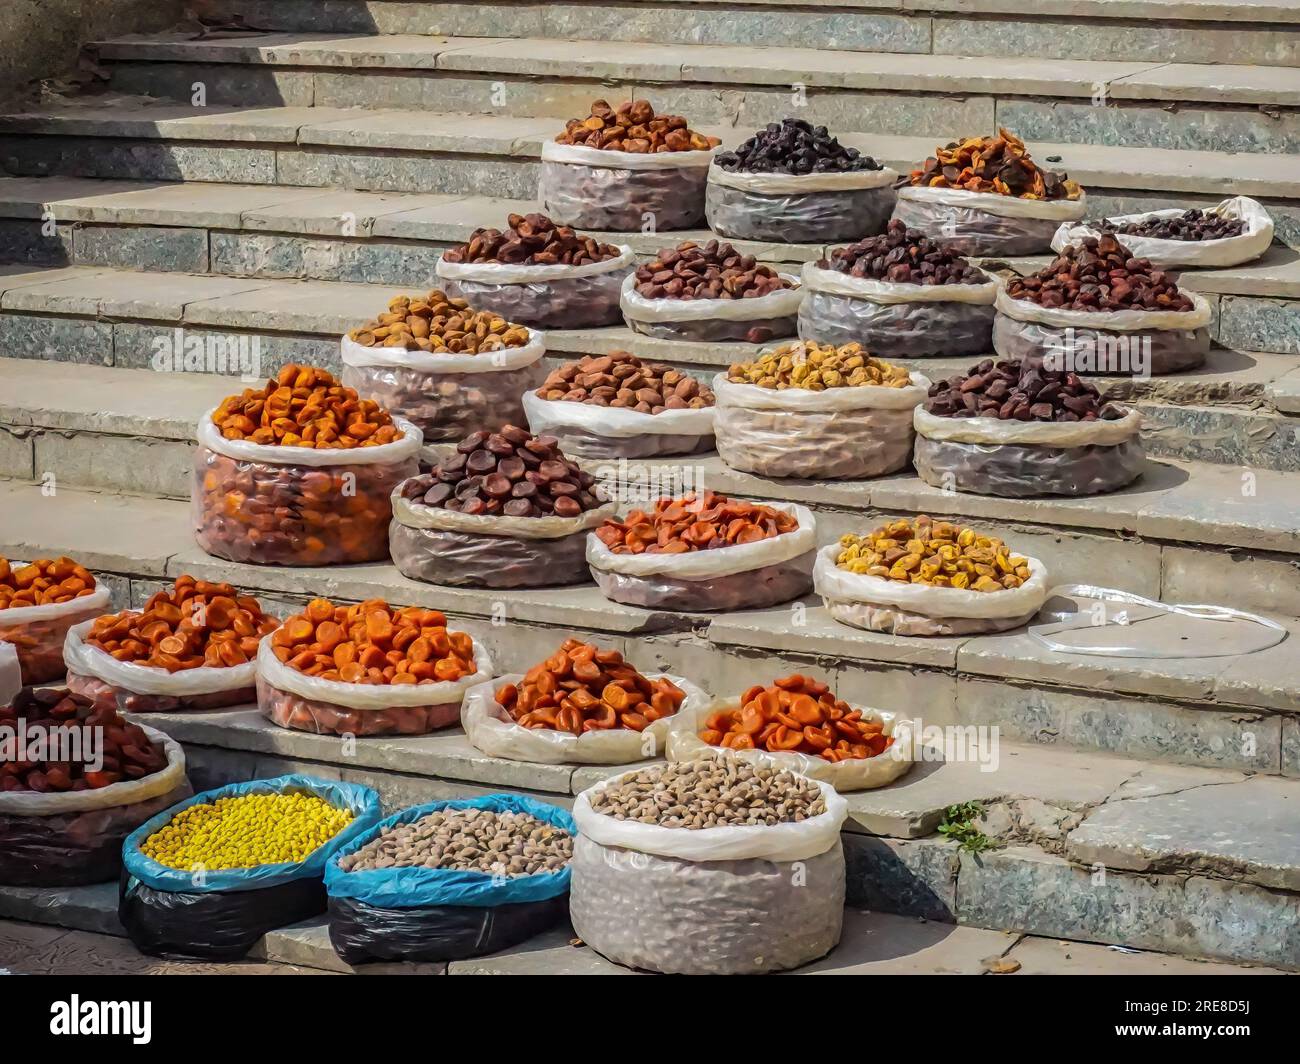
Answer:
xmin=0 ymin=0 xmax=1299 ymax=972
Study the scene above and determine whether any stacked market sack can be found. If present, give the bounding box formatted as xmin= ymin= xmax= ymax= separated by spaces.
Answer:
xmin=539 ymin=98 xmax=721 ymax=231
xmin=894 ymin=128 xmax=1085 ymax=256
xmin=194 ymin=366 xmax=421 ymax=566
xmin=798 ymin=221 xmax=999 ymax=358
xmin=342 ymin=291 xmax=544 ymax=450
xmin=434 ymin=212 xmax=635 ymax=329
xmin=391 ymin=426 xmax=616 ymax=589
xmin=0 ymin=555 xmax=110 ymax=687
xmin=462 ymin=638 xmax=705 ymax=765
xmin=588 ymin=491 xmax=817 ymax=611
xmin=814 ymin=517 xmax=1049 ymax=636
xmin=570 ymin=755 xmax=848 ymax=974
xmin=64 ymin=576 xmax=279 ymax=712
xmin=706 ymin=118 xmax=897 ymax=243
xmin=326 ymin=796 xmax=575 ymax=964
xmin=716 ymin=341 xmax=928 ymax=480
xmin=914 ymin=357 xmax=1144 ymax=497
xmin=996 ymin=234 xmax=1212 ymax=375
xmin=0 ymin=687 xmax=188 ymax=886
xmin=120 ymin=775 xmax=379 ymax=960
xmin=257 ymin=599 xmax=491 ymax=737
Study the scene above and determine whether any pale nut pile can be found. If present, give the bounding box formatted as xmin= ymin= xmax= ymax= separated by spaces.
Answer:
xmin=336 ymin=807 xmax=573 ymax=876
xmin=728 ymin=340 xmax=911 ymax=390
xmin=589 ymin=756 xmax=827 ymax=829
xmin=836 ymin=515 xmax=1031 ymax=591
xmin=348 ymin=289 xmax=532 ymax=353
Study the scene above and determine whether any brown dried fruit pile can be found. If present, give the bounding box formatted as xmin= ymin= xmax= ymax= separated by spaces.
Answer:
xmin=555 ymin=98 xmax=720 ymax=153
xmin=594 ymin=491 xmax=798 ymax=554
xmin=537 ymin=351 xmax=713 ymax=411
xmin=907 ymin=128 xmax=1081 ymax=201
xmin=1006 ymin=234 xmax=1194 ymax=312
xmin=441 ymin=212 xmax=623 ymax=266
xmin=633 ymin=240 xmax=791 ymax=300
xmin=347 ymin=290 xmax=532 ymax=353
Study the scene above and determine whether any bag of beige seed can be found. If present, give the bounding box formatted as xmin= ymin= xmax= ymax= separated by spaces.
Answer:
xmin=570 ymin=761 xmax=848 ymax=974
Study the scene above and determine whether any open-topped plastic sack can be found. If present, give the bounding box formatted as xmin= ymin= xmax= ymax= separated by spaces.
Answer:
xmin=706 ymin=164 xmax=897 ymax=244
xmin=521 ymin=387 xmax=716 ymax=461
xmin=893 ymin=184 xmax=1087 ymax=257
xmin=620 ymin=271 xmax=802 ymax=344
xmin=0 ymin=584 xmax=111 ymax=687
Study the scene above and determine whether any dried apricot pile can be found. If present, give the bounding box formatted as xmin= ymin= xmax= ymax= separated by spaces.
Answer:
xmin=836 ymin=515 xmax=1030 ymax=591
xmin=593 ymin=491 xmax=798 ymax=555
xmin=0 ymin=556 xmax=97 ymax=609
xmin=908 ymin=128 xmax=1081 ymax=201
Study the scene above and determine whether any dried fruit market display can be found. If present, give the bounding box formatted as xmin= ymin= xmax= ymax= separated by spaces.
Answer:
xmin=0 ymin=556 xmax=111 ymax=687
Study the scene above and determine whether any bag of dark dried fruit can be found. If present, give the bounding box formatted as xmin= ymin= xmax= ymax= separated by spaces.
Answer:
xmin=705 ymin=118 xmax=898 ymax=243
xmin=914 ymin=357 xmax=1145 ymax=497
xmin=434 ymin=213 xmax=635 ymax=329
xmin=570 ymin=757 xmax=848 ymax=974
xmin=994 ymin=234 xmax=1212 ymax=376
xmin=798 ymin=220 xmax=999 ymax=358
xmin=539 ymin=99 xmax=721 ymax=231
xmin=621 ymin=239 xmax=802 ymax=343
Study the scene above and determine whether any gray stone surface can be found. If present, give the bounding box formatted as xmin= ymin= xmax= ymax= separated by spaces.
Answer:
xmin=0 ymin=313 xmax=113 ymax=365
xmin=31 ymin=430 xmax=195 ymax=498
xmin=0 ymin=135 xmax=279 ymax=185
xmin=1219 ymin=296 xmax=1300 ymax=356
xmin=843 ymin=835 xmax=959 ymax=920
xmin=1003 ymin=934 xmax=1288 ymax=974
xmin=71 ymin=224 xmax=208 ymax=274
xmin=209 ymin=230 xmax=447 ymax=286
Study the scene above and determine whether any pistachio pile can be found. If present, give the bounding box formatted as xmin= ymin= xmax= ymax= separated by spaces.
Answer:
xmin=347 ymin=290 xmax=532 ymax=353
xmin=836 ymin=516 xmax=1031 ymax=592
xmin=728 ymin=340 xmax=911 ymax=390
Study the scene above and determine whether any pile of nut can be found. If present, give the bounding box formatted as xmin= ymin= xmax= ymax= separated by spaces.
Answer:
xmin=268 ymin=598 xmax=476 ymax=685
xmin=836 ymin=516 xmax=1031 ymax=592
xmin=84 ymin=576 xmax=279 ymax=671
xmin=907 ymin=128 xmax=1081 ymax=200
xmin=715 ymin=118 xmax=880 ymax=175
xmin=589 ymin=756 xmax=827 ymax=828
xmin=632 ymin=240 xmax=792 ymax=301
xmin=347 ymin=290 xmax=533 ymax=353
xmin=0 ymin=556 xmax=97 ymax=610
xmin=441 ymin=212 xmax=623 ymax=267
xmin=337 ymin=807 xmax=573 ymax=876
xmin=536 ymin=351 xmax=714 ymax=412
xmin=495 ymin=638 xmax=686 ymax=734
xmin=399 ymin=425 xmax=605 ymax=518
xmin=555 ymin=98 xmax=720 ymax=154
xmin=924 ymin=357 xmax=1124 ymax=422
xmin=213 ymin=365 xmax=402 ymax=449
xmin=1098 ymin=208 xmax=1245 ymax=243
xmin=593 ymin=491 xmax=799 ymax=554
xmin=700 ymin=674 xmax=893 ymax=762
xmin=727 ymin=340 xmax=911 ymax=390
xmin=0 ymin=688 xmax=169 ymax=791
xmin=1006 ymin=235 xmax=1194 ymax=312
xmin=818 ymin=220 xmax=986 ymax=285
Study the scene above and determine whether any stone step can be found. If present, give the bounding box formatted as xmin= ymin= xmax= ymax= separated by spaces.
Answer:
xmin=0 ymin=473 xmax=1296 ymax=774
xmin=83 ymin=32 xmax=1300 ymax=155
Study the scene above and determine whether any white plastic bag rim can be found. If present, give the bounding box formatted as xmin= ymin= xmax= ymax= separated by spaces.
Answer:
xmin=896 ymin=183 xmax=1087 ymax=222
xmin=340 ymin=329 xmax=547 ymax=375
xmin=391 ymin=492 xmax=618 ymax=540
xmin=995 ymin=284 xmax=1213 ymax=332
xmin=800 ymin=261 xmax=1000 ymax=306
xmin=0 ymin=583 xmax=111 ymax=627
xmin=541 ymin=139 xmax=720 ymax=171
xmin=197 ymin=406 xmax=423 ymax=467
xmin=0 ymin=643 xmax=20 ymax=707
xmin=521 ymin=387 xmax=716 ymax=440
xmin=712 ymin=371 xmax=930 ymax=413
xmin=913 ymin=405 xmax=1141 ymax=446
xmin=435 ymin=245 xmax=636 ymax=284
xmin=620 ymin=271 xmax=803 ymax=324
xmin=707 ymin=162 xmax=898 ymax=195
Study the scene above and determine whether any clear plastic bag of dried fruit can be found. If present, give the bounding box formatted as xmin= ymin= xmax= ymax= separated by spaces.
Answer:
xmin=712 ymin=372 xmax=928 ymax=480
xmin=586 ymin=502 xmax=817 ymax=611
xmin=893 ymin=185 xmax=1088 ymax=256
xmin=619 ymin=272 xmax=803 ymax=344
xmin=0 ymin=582 xmax=111 ymax=688
xmin=435 ymin=246 xmax=636 ymax=329
xmin=992 ymin=286 xmax=1212 ymax=376
xmin=191 ymin=408 xmax=422 ymax=567
xmin=255 ymin=636 xmax=493 ymax=738
xmin=341 ymin=332 xmax=547 ymax=445
xmin=913 ymin=405 xmax=1146 ymax=497
xmin=797 ymin=260 xmax=999 ymax=359
xmin=539 ymin=141 xmax=720 ymax=232
xmin=813 ymin=543 xmax=1051 ymax=636
xmin=569 ymin=766 xmax=848 ymax=974
xmin=520 ymin=387 xmax=716 ymax=461
xmin=705 ymin=165 xmax=898 ymax=244
xmin=389 ymin=489 xmax=617 ymax=589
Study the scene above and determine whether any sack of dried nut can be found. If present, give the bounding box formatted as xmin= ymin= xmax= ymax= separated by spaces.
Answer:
xmin=193 ymin=365 xmax=422 ymax=567
xmin=587 ymin=491 xmax=816 ymax=611
xmin=389 ymin=426 xmax=616 ymax=589
xmin=0 ymin=555 xmax=111 ymax=686
xmin=461 ymin=638 xmax=706 ymax=765
xmin=994 ymin=234 xmax=1213 ymax=376
xmin=522 ymin=351 xmax=716 ymax=460
xmin=814 ymin=517 xmax=1050 ymax=636
xmin=714 ymin=341 xmax=927 ymax=480
xmin=893 ymin=128 xmax=1086 ymax=256
xmin=256 ymin=598 xmax=492 ymax=737
xmin=913 ymin=356 xmax=1145 ymax=497
xmin=540 ymin=99 xmax=722 ymax=231
xmin=798 ymin=221 xmax=999 ymax=358
xmin=621 ymin=239 xmax=802 ymax=344
xmin=62 ymin=576 xmax=280 ymax=713
xmin=434 ymin=212 xmax=635 ymax=329
xmin=341 ymin=289 xmax=546 ymax=445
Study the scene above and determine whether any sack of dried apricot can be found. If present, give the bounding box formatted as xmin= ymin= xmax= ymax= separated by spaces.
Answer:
xmin=193 ymin=365 xmax=422 ymax=567
xmin=0 ymin=556 xmax=111 ymax=686
xmin=813 ymin=517 xmax=1050 ymax=636
xmin=62 ymin=577 xmax=280 ymax=713
xmin=256 ymin=599 xmax=493 ymax=737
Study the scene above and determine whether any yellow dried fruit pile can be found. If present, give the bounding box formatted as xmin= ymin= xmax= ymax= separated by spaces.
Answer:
xmin=728 ymin=340 xmax=911 ymax=390
xmin=836 ymin=516 xmax=1031 ymax=591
